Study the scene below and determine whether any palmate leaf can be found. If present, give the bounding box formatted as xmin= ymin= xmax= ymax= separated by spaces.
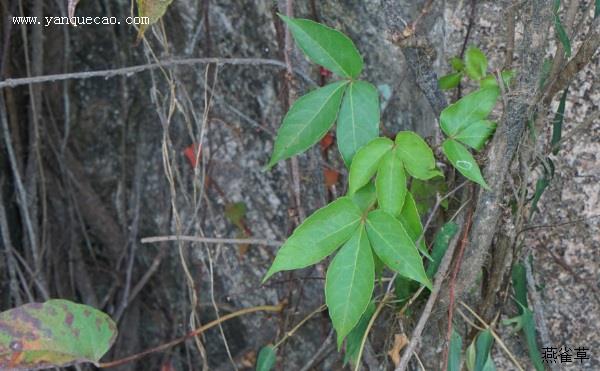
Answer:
xmin=279 ymin=15 xmax=363 ymax=79
xmin=337 ymin=81 xmax=381 ymax=165
xmin=325 ymin=225 xmax=375 ymax=347
xmin=375 ymin=150 xmax=407 ymax=218
xmin=442 ymin=139 xmax=490 ymax=190
xmin=263 ymin=196 xmax=362 ymax=281
xmin=365 ymin=210 xmax=431 ymax=288
xmin=266 ymin=81 xmax=349 ymax=169
xmin=348 ymin=137 xmax=393 ymax=194
xmin=0 ymin=300 xmax=117 ymax=370
xmin=440 ymin=87 xmax=499 ymax=138
xmin=395 ymin=131 xmax=442 ymax=180
xmin=464 ymin=47 xmax=488 ymax=81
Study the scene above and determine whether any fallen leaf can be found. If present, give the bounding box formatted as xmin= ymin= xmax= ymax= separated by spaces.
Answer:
xmin=387 ymin=333 xmax=409 ymax=367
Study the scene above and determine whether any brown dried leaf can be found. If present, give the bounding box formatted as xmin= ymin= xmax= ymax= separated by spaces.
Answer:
xmin=387 ymin=333 xmax=409 ymax=367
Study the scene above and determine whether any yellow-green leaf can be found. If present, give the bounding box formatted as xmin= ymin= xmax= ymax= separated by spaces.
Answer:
xmin=442 ymin=139 xmax=489 ymax=190
xmin=0 ymin=300 xmax=117 ymax=370
xmin=136 ymin=0 xmax=173 ymax=40
xmin=395 ymin=131 xmax=442 ymax=180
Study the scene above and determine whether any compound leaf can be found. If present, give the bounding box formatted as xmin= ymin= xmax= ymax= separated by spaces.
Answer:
xmin=442 ymin=139 xmax=489 ymax=190
xmin=464 ymin=47 xmax=488 ymax=81
xmin=0 ymin=299 xmax=117 ymax=370
xmin=267 ymin=81 xmax=348 ymax=169
xmin=337 ymin=81 xmax=381 ymax=165
xmin=279 ymin=15 xmax=363 ymax=78
xmin=395 ymin=131 xmax=442 ymax=180
xmin=256 ymin=345 xmax=276 ymax=371
xmin=375 ymin=151 xmax=407 ymax=218
xmin=365 ymin=210 xmax=431 ymax=289
xmin=348 ymin=137 xmax=393 ymax=194
xmin=440 ymin=87 xmax=499 ymax=137
xmin=264 ymin=196 xmax=362 ymax=281
xmin=454 ymin=120 xmax=496 ymax=151
xmin=326 ymin=226 xmax=375 ymax=347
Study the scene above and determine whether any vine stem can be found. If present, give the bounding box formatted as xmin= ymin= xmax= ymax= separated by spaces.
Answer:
xmin=97 ymin=303 xmax=284 ymax=369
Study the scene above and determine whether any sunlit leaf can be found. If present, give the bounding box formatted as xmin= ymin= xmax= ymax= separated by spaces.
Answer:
xmin=348 ymin=137 xmax=393 ymax=194
xmin=439 ymin=72 xmax=462 ymax=90
xmin=263 ymin=197 xmax=362 ymax=281
xmin=440 ymin=87 xmax=499 ymax=138
xmin=395 ymin=131 xmax=442 ymax=180
xmin=326 ymin=226 xmax=374 ymax=347
xmin=0 ymin=300 xmax=117 ymax=370
xmin=136 ymin=0 xmax=174 ymax=41
xmin=376 ymin=151 xmax=407 ymax=218
xmin=365 ymin=210 xmax=431 ymax=289
xmin=256 ymin=345 xmax=276 ymax=371
xmin=453 ymin=120 xmax=496 ymax=151
xmin=267 ymin=81 xmax=349 ymax=169
xmin=442 ymin=139 xmax=489 ymax=190
xmin=279 ymin=15 xmax=363 ymax=78
xmin=464 ymin=47 xmax=488 ymax=81
xmin=337 ymin=81 xmax=381 ymax=165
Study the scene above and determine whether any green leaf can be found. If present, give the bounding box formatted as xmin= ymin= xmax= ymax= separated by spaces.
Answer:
xmin=326 ymin=226 xmax=375 ymax=347
xmin=410 ymin=178 xmax=448 ymax=215
xmin=337 ymin=81 xmax=381 ymax=165
xmin=474 ymin=330 xmax=494 ymax=371
xmin=256 ymin=345 xmax=277 ymax=371
xmin=348 ymin=137 xmax=393 ymax=194
xmin=0 ymin=299 xmax=117 ymax=370
xmin=551 ymin=87 xmax=568 ymax=154
xmin=439 ymin=72 xmax=462 ymax=90
xmin=267 ymin=81 xmax=349 ymax=168
xmin=375 ymin=151 xmax=407 ymax=218
xmin=426 ymin=222 xmax=459 ymax=278
xmin=454 ymin=120 xmax=496 ymax=151
xmin=464 ymin=47 xmax=488 ymax=80
xmin=510 ymin=263 xmax=544 ymax=371
xmin=256 ymin=345 xmax=276 ymax=371
xmin=554 ymin=15 xmax=571 ymax=58
xmin=279 ymin=15 xmax=363 ymax=79
xmin=596 ymin=0 xmax=599 ymax=18
xmin=448 ymin=329 xmax=463 ymax=371
xmin=395 ymin=131 xmax=442 ymax=180
xmin=365 ymin=210 xmax=431 ymax=289
xmin=343 ymin=301 xmax=375 ymax=366
xmin=480 ymin=70 xmax=514 ymax=89
xmin=398 ymin=192 xmax=431 ymax=260
xmin=442 ymin=139 xmax=489 ymax=190
xmin=263 ymin=197 xmax=362 ymax=281
xmin=530 ymin=158 xmax=554 ymax=219
xmin=351 ymin=181 xmax=377 ymax=212
xmin=440 ymin=87 xmax=499 ymax=137
xmin=450 ymin=57 xmax=465 ymax=72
